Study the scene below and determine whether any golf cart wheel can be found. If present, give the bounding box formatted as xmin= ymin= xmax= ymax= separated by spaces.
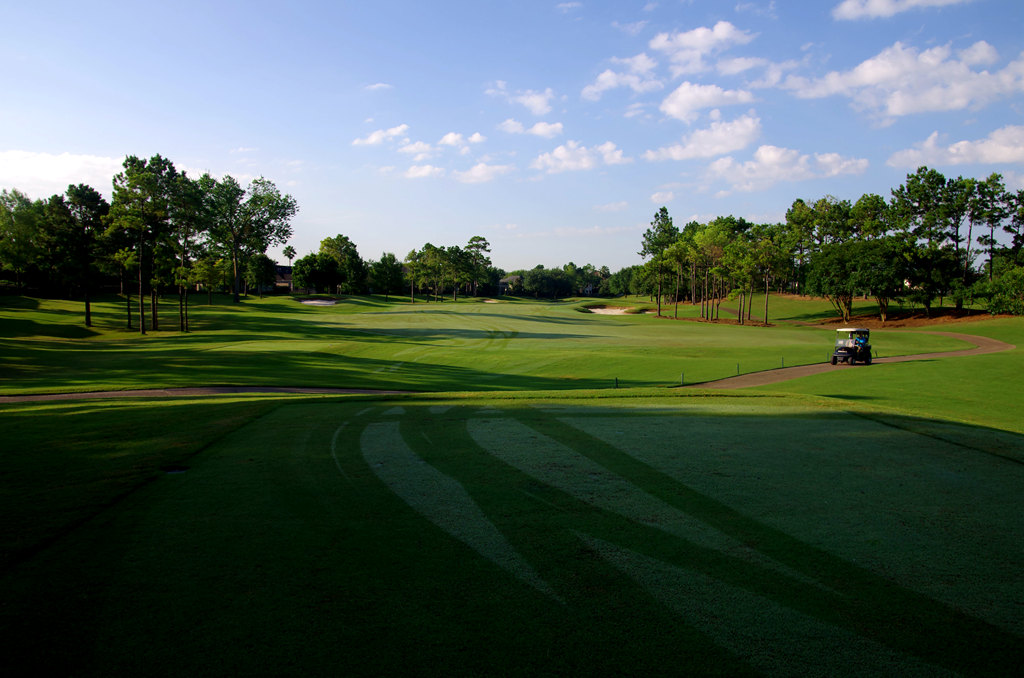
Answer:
xmin=865 ymin=354 xmax=872 ymax=365
xmin=830 ymin=356 xmax=837 ymax=365
xmin=848 ymin=357 xmax=855 ymax=365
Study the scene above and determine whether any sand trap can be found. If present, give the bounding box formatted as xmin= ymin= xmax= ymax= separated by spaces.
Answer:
xmin=300 ymin=299 xmax=336 ymax=306
xmin=483 ymin=299 xmax=499 ymax=303
xmin=587 ymin=307 xmax=632 ymax=315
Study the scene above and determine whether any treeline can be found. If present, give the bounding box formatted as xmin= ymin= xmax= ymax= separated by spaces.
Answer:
xmin=290 ymin=235 xmax=501 ymax=301
xmin=628 ymin=167 xmax=1024 ymax=321
xmin=0 ymin=153 xmax=297 ymax=332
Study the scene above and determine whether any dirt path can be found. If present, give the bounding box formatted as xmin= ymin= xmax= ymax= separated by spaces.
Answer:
xmin=684 ymin=331 xmax=1015 ymax=390
xmin=0 ymin=386 xmax=409 ymax=404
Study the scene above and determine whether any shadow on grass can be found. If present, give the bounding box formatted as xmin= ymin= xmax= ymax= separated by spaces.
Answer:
xmin=1 ymin=399 xmax=1022 ymax=674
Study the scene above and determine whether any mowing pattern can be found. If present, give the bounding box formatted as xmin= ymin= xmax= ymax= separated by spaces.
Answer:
xmin=6 ymin=400 xmax=1022 ymax=676
xmin=325 ymin=402 xmax=1024 ymax=676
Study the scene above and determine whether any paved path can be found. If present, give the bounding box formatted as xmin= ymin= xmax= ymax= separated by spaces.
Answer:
xmin=684 ymin=331 xmax=1015 ymax=390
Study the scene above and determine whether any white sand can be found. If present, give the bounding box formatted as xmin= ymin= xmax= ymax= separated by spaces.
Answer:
xmin=587 ymin=307 xmax=631 ymax=315
xmin=300 ymin=299 xmax=336 ymax=306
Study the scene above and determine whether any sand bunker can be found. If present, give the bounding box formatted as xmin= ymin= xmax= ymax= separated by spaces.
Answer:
xmin=587 ymin=307 xmax=632 ymax=315
xmin=300 ymin=299 xmax=336 ymax=306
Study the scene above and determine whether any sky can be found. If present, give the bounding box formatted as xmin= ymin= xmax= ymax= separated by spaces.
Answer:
xmin=2 ymin=0 xmax=1023 ymax=272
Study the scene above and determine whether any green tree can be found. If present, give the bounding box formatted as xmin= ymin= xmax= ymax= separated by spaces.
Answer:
xmin=106 ymin=154 xmax=179 ymax=334
xmin=207 ymin=174 xmax=297 ymax=303
xmin=892 ymin=166 xmax=948 ymax=247
xmin=805 ymin=242 xmax=859 ymax=322
xmin=370 ymin=252 xmax=404 ymax=301
xmin=972 ymin=173 xmax=1008 ymax=282
xmin=465 ymin=236 xmax=491 ymax=296
xmin=64 ymin=184 xmax=110 ymax=326
xmin=320 ymin=234 xmax=366 ymax=294
xmin=0 ymin=189 xmax=43 ymax=288
xmin=640 ymin=207 xmax=678 ymax=316
xmin=245 ymin=253 xmax=278 ymax=298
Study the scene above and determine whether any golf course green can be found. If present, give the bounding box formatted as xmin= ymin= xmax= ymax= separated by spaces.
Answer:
xmin=1 ymin=294 xmax=1022 ymax=676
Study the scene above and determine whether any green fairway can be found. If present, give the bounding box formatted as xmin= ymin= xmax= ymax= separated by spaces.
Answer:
xmin=0 ymin=294 xmax=969 ymax=395
xmin=2 ymin=294 xmax=1022 ymax=675
xmin=2 ymin=393 xmax=1022 ymax=676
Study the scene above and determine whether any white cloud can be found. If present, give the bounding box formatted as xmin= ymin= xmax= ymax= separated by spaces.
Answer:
xmin=529 ymin=122 xmax=564 ymax=139
xmin=707 ymin=145 xmax=867 ymax=193
xmin=644 ymin=111 xmax=761 ymax=160
xmin=659 ymin=82 xmax=755 ymax=123
xmin=498 ymin=119 xmax=525 ymax=134
xmin=783 ymin=41 xmax=1023 ymax=119
xmin=595 ymin=201 xmax=629 ymax=212
xmin=364 ymin=82 xmax=394 ymax=91
xmin=229 ymin=146 xmax=258 ymax=154
xmin=498 ymin=119 xmax=564 ymax=138
xmin=530 ymin=140 xmax=631 ymax=173
xmin=556 ymin=2 xmax=582 ymax=13
xmin=468 ymin=132 xmax=486 ymax=144
xmin=736 ymin=1 xmax=779 ymax=18
xmin=405 ymin=165 xmax=444 ymax=179
xmin=0 ymin=150 xmax=124 ymax=199
xmin=438 ymin=132 xmax=464 ymax=146
xmin=650 ymin=21 xmax=756 ymax=76
xmin=612 ymin=20 xmax=648 ymax=36
xmin=454 ymin=163 xmax=513 ymax=183
xmin=516 ymin=89 xmax=556 ymax=115
xmin=399 ymin=141 xmax=434 ymax=162
xmin=833 ymin=0 xmax=973 ymax=20
xmin=582 ymin=53 xmax=663 ymax=100
xmin=353 ymin=124 xmax=410 ymax=146
xmin=887 ymin=125 xmax=1024 ymax=167
xmin=487 ymin=81 xmax=557 ymax=115
xmin=651 ymin=191 xmax=675 ymax=203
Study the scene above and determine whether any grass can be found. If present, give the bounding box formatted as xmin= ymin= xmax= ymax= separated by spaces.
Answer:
xmin=1 ymin=292 xmax=1022 ymax=675
xmin=2 ymin=393 xmax=1022 ymax=675
xmin=0 ymin=293 xmax=968 ymax=394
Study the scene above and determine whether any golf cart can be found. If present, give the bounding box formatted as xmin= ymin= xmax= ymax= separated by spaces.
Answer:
xmin=831 ymin=327 xmax=872 ymax=365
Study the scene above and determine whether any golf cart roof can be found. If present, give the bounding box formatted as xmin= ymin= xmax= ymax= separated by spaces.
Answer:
xmin=836 ymin=327 xmax=870 ymax=333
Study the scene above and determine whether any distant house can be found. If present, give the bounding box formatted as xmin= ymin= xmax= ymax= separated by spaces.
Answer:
xmin=275 ymin=265 xmax=293 ymax=292
xmin=499 ymin=275 xmax=521 ymax=295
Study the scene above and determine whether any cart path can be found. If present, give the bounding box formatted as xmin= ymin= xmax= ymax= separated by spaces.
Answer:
xmin=684 ymin=331 xmax=1015 ymax=390
xmin=0 ymin=386 xmax=410 ymax=404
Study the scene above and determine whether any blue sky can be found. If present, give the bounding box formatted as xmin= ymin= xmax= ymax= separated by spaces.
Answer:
xmin=2 ymin=0 xmax=1022 ymax=271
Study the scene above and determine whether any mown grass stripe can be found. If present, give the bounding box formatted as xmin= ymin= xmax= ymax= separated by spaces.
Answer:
xmin=581 ymin=534 xmax=951 ymax=678
xmin=360 ymin=420 xmax=558 ymax=600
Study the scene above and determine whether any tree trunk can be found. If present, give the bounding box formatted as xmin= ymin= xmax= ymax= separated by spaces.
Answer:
xmin=151 ymin=288 xmax=159 ymax=331
xmin=231 ymin=249 xmax=241 ymax=303
xmin=674 ymin=267 xmax=680 ymax=319
xmin=656 ymin=274 xmax=662 ymax=317
xmin=138 ymin=249 xmax=146 ymax=335
xmin=763 ymin=275 xmax=770 ymax=324
xmin=126 ymin=291 xmax=132 ymax=330
xmin=84 ymin=283 xmax=92 ymax=328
